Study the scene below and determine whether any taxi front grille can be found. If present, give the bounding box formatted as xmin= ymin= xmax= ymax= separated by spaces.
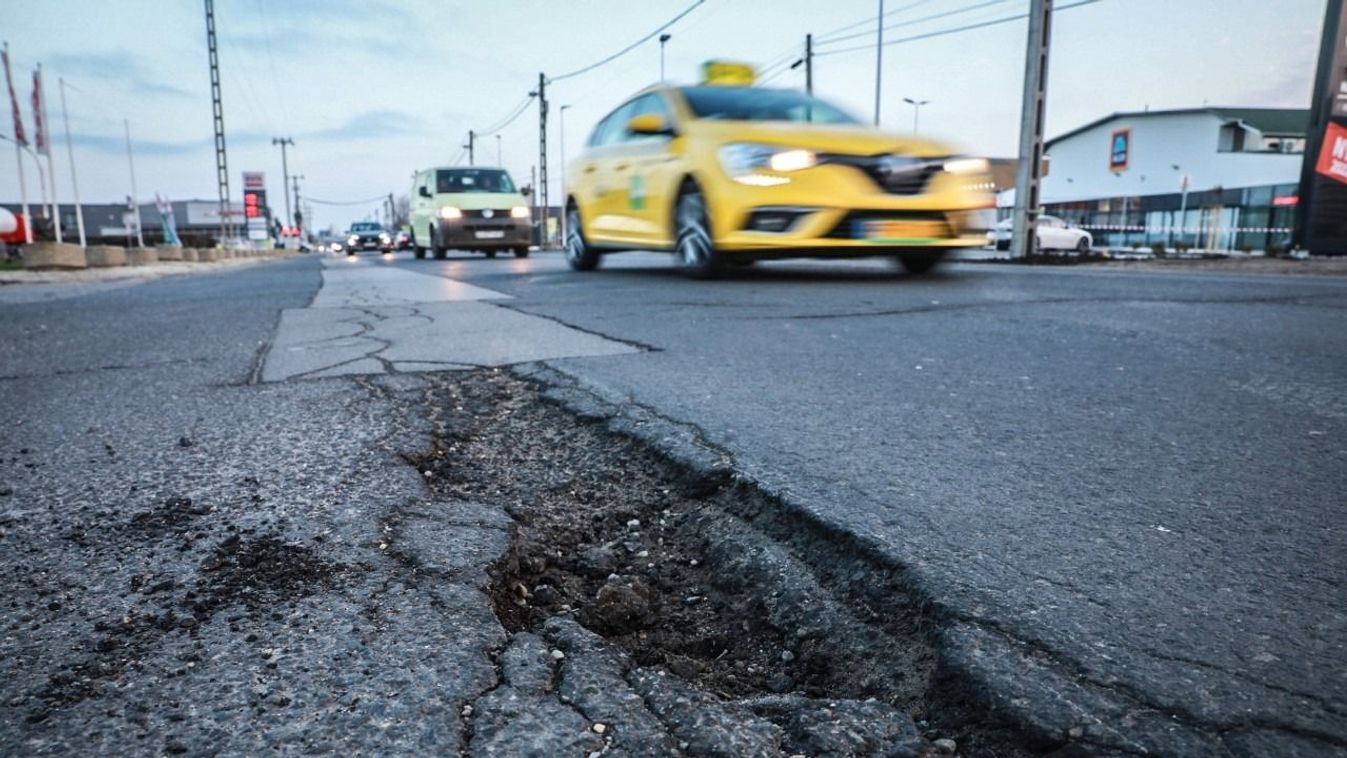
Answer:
xmin=822 ymin=155 xmax=942 ymax=195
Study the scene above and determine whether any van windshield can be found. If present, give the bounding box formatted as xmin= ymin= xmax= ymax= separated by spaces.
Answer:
xmin=437 ymin=169 xmax=516 ymax=193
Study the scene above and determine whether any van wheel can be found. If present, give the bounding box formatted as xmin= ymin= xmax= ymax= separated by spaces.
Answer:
xmin=413 ymin=229 xmax=426 ymax=258
xmin=565 ymin=204 xmax=601 ymax=271
xmin=432 ymin=225 xmax=446 ymax=259
xmin=675 ymin=185 xmax=721 ymax=279
xmin=514 ymin=247 xmax=530 ymax=258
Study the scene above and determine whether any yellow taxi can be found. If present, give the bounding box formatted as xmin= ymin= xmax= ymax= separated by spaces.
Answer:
xmin=564 ymin=62 xmax=993 ymax=277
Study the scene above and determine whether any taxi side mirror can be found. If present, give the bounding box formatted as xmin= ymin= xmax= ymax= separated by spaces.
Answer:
xmin=418 ymin=186 xmax=431 ymax=198
xmin=627 ymin=113 xmax=674 ymax=136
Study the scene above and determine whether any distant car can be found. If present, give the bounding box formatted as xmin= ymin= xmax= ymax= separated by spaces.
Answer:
xmin=987 ymin=216 xmax=1092 ymax=252
xmin=345 ymin=222 xmax=392 ymax=254
xmin=393 ymin=230 xmax=413 ymax=250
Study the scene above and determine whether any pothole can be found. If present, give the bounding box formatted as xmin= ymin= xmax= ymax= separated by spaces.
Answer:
xmin=414 ymin=371 xmax=1034 ymax=756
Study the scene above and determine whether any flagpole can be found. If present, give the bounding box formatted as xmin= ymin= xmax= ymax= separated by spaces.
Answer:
xmin=124 ymin=119 xmax=144 ymax=248
xmin=36 ymin=63 xmax=61 ymax=243
xmin=3 ymin=42 xmax=32 ymax=243
xmin=58 ymin=77 xmax=85 ymax=248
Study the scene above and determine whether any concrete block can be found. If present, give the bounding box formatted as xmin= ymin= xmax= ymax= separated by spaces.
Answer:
xmin=156 ymin=244 xmax=184 ymax=262
xmin=85 ymin=245 xmax=129 ymax=268
xmin=182 ymin=248 xmax=200 ymax=262
xmin=127 ymin=247 xmax=158 ymax=265
xmin=198 ymin=247 xmax=220 ymax=262
xmin=23 ymin=241 xmax=87 ymax=269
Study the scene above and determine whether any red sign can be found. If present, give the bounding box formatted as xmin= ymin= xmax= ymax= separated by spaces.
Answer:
xmin=1315 ymin=121 xmax=1347 ymax=185
xmin=243 ymin=190 xmax=263 ymax=219
xmin=1272 ymin=195 xmax=1300 ymax=206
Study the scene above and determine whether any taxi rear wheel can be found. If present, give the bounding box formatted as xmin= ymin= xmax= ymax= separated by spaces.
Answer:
xmin=675 ymin=187 xmax=721 ymax=279
xmin=565 ymin=205 xmax=601 ymax=271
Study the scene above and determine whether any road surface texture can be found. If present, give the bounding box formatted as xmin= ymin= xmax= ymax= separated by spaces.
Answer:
xmin=1 ymin=250 xmax=1342 ymax=756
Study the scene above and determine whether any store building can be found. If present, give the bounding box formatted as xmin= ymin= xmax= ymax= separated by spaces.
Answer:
xmin=1002 ymin=107 xmax=1308 ymax=252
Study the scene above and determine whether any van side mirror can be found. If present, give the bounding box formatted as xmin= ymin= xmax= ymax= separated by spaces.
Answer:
xmin=520 ymin=185 xmax=533 ymax=197
xmin=418 ymin=186 xmax=431 ymax=198
xmin=627 ymin=114 xmax=673 ymax=136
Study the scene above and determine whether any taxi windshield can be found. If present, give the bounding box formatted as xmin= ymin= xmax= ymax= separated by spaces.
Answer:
xmin=437 ymin=169 xmax=517 ymax=194
xmin=679 ymin=86 xmax=859 ymax=125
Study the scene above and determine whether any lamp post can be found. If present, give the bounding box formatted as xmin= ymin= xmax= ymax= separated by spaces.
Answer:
xmin=559 ymin=104 xmax=572 ymax=243
xmin=1172 ymin=164 xmax=1190 ymax=249
xmin=659 ymin=34 xmax=672 ymax=81
xmin=496 ymin=134 xmax=502 ymax=166
xmin=902 ymin=97 xmax=930 ymax=133
xmin=874 ymin=0 xmax=884 ymax=126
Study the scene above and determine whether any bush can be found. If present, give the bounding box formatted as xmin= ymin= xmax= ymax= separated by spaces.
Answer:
xmin=1265 ymin=242 xmax=1285 ymax=258
xmin=1150 ymin=242 xmax=1166 ymax=256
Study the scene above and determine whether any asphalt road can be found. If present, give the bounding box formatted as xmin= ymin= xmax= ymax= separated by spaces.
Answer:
xmin=2 ymin=249 xmax=1344 ymax=755
xmin=389 ymin=250 xmax=1347 ymax=755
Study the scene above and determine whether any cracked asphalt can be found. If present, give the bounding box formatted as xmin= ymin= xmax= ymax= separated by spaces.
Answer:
xmin=1 ymin=250 xmax=1344 ymax=756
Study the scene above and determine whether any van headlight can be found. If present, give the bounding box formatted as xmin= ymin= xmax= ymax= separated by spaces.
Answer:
xmin=510 ymin=206 xmax=530 ymax=219
xmin=440 ymin=206 xmax=462 ymax=220
xmin=718 ymin=143 xmax=817 ymax=184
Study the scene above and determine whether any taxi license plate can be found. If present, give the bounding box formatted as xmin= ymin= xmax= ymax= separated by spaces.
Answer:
xmin=475 ymin=231 xmax=505 ymax=239
xmin=855 ymin=219 xmax=945 ymax=243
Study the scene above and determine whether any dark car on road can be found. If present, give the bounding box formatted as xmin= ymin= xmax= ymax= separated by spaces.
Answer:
xmin=346 ymin=222 xmax=392 ymax=255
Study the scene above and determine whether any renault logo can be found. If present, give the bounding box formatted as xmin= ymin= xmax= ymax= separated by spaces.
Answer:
xmin=482 ymin=209 xmax=495 ymax=219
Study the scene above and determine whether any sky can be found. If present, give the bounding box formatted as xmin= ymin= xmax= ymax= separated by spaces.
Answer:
xmin=1 ymin=0 xmax=1329 ymax=232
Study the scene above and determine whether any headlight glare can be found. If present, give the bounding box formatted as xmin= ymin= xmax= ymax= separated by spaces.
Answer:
xmin=510 ymin=206 xmax=530 ymax=219
xmin=440 ymin=206 xmax=462 ymax=219
xmin=718 ymin=143 xmax=817 ymax=181
xmin=943 ymin=157 xmax=989 ymax=175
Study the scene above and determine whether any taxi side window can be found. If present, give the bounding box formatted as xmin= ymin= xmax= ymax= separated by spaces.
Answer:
xmin=595 ymin=101 xmax=638 ymax=146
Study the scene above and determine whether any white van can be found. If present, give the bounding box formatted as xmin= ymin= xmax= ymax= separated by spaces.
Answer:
xmin=409 ymin=166 xmax=532 ymax=259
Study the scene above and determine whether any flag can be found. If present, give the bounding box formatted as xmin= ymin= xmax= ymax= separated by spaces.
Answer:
xmin=31 ymin=68 xmax=48 ymax=155
xmin=1 ymin=46 xmax=25 ymax=147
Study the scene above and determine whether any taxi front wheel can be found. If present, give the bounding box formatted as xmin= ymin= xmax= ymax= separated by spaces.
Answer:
xmin=565 ymin=206 xmax=601 ymax=271
xmin=675 ymin=187 xmax=722 ymax=279
xmin=893 ymin=251 xmax=946 ymax=275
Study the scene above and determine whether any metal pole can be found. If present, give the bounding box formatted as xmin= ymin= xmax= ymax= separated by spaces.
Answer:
xmin=496 ymin=134 xmax=502 ymax=165
xmin=467 ymin=130 xmax=474 ymax=165
xmin=1010 ymin=0 xmax=1053 ymax=259
xmin=58 ymin=78 xmax=85 ymax=247
xmin=204 ymin=0 xmax=232 ymax=243
xmin=271 ymin=137 xmax=294 ymax=229
xmin=805 ymin=33 xmax=813 ymax=95
xmin=37 ymin=65 xmax=61 ymax=243
xmin=538 ymin=72 xmax=549 ymax=247
xmin=1178 ymin=186 xmax=1189 ymax=249
xmin=559 ymin=104 xmax=571 ymax=242
xmin=659 ymin=33 xmax=671 ymax=81
xmin=291 ymin=174 xmax=303 ymax=234
xmin=873 ymin=0 xmax=884 ymax=126
xmin=124 ymin=119 xmax=145 ymax=248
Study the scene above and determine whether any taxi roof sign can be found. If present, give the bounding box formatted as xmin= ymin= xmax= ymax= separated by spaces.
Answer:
xmin=701 ymin=60 xmax=756 ymax=87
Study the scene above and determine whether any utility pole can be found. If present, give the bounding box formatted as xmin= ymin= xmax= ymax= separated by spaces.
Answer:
xmin=290 ymin=174 xmax=303 ymax=234
xmin=204 ymin=0 xmax=233 ymax=242
xmin=465 ymin=130 xmax=475 ymax=165
xmin=58 ymin=77 xmax=86 ymax=248
xmin=496 ymin=134 xmax=502 ymax=166
xmin=124 ymin=119 xmax=145 ymax=248
xmin=271 ymin=137 xmax=294 ymax=228
xmin=805 ymin=34 xmax=813 ymax=95
xmin=387 ymin=192 xmax=395 ymax=228
xmin=874 ymin=0 xmax=884 ymax=126
xmin=1011 ymin=0 xmax=1053 ymax=259
xmin=537 ymin=72 xmax=549 ymax=246
xmin=559 ymin=104 xmax=571 ymax=242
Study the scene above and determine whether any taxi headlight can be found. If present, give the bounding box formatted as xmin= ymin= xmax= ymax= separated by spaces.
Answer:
xmin=943 ymin=157 xmax=989 ymax=175
xmin=718 ymin=143 xmax=817 ymax=184
xmin=440 ymin=206 xmax=463 ymax=220
xmin=510 ymin=206 xmax=530 ymax=219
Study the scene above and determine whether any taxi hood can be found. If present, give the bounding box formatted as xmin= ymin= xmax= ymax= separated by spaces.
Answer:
xmin=437 ymin=191 xmax=528 ymax=211
xmin=685 ymin=120 xmax=954 ymax=158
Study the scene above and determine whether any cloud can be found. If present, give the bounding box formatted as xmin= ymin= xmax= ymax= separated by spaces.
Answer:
xmin=303 ymin=110 xmax=425 ymax=141
xmin=47 ymin=50 xmax=194 ymax=100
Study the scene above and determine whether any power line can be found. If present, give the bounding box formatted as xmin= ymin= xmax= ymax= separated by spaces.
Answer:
xmin=817 ymin=0 xmax=1016 ymax=47
xmin=473 ymin=94 xmax=535 ymax=136
xmin=815 ymin=0 xmax=1102 ymax=58
xmin=814 ymin=0 xmax=935 ymax=42
xmin=548 ymin=0 xmax=707 ymax=83
xmin=306 ymin=193 xmax=396 ymax=206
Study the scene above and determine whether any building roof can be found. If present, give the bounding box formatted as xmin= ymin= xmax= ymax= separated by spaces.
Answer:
xmin=1046 ymin=107 xmax=1309 ymax=149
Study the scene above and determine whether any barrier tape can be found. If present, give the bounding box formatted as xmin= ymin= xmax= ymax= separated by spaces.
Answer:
xmin=1075 ymin=225 xmax=1292 ymax=234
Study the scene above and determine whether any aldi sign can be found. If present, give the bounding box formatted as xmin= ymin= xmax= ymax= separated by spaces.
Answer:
xmin=1108 ymin=128 xmax=1130 ymax=172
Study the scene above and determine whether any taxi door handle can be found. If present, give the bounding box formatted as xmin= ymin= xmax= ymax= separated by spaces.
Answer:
xmin=582 ymin=165 xmax=597 ymax=174
xmin=614 ymin=163 xmax=630 ymax=171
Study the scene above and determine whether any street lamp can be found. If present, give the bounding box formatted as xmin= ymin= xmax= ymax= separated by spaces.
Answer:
xmin=902 ymin=97 xmax=930 ymax=133
xmin=659 ymin=33 xmax=672 ymax=81
xmin=559 ymin=104 xmax=572 ymax=242
xmin=496 ymin=134 xmax=502 ymax=166
xmin=1172 ymin=164 xmax=1191 ymax=249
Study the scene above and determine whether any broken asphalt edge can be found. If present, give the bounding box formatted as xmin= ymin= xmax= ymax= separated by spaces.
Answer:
xmin=509 ymin=360 xmax=1265 ymax=758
